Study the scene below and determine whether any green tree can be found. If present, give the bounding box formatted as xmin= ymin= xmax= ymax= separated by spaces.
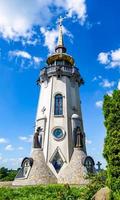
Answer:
xmin=103 ymin=90 xmax=120 ymax=192
xmin=0 ymin=167 xmax=8 ymax=180
xmin=0 ymin=167 xmax=18 ymax=181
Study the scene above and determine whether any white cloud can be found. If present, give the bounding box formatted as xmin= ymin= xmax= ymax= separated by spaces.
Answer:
xmin=96 ymin=100 xmax=103 ymax=108
xmin=18 ymin=146 xmax=24 ymax=151
xmin=86 ymin=139 xmax=92 ymax=144
xmin=111 ymin=49 xmax=120 ymax=67
xmin=0 ymin=155 xmax=2 ymax=161
xmin=98 ymin=48 xmax=120 ymax=69
xmin=5 ymin=144 xmax=14 ymax=151
xmin=117 ymin=80 xmax=120 ymax=90
xmin=98 ymin=52 xmax=109 ymax=65
xmin=40 ymin=26 xmax=73 ymax=53
xmin=9 ymin=50 xmax=42 ymax=69
xmin=0 ymin=157 xmax=23 ymax=169
xmin=0 ymin=0 xmax=87 ymax=41
xmin=33 ymin=57 xmax=43 ymax=66
xmin=0 ymin=0 xmax=52 ymax=41
xmin=9 ymin=50 xmax=31 ymax=59
xmin=65 ymin=0 xmax=87 ymax=24
xmin=19 ymin=135 xmax=33 ymax=143
xmin=92 ymin=75 xmax=102 ymax=82
xmin=19 ymin=136 xmax=27 ymax=141
xmin=40 ymin=27 xmax=58 ymax=53
xmin=0 ymin=138 xmax=8 ymax=144
xmin=9 ymin=157 xmax=23 ymax=164
xmin=99 ymin=79 xmax=115 ymax=88
xmin=107 ymin=90 xmax=113 ymax=96
xmin=22 ymin=38 xmax=40 ymax=46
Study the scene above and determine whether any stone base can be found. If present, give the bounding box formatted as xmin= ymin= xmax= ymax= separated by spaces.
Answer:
xmin=92 ymin=187 xmax=111 ymax=200
xmin=58 ymin=148 xmax=89 ymax=185
xmin=13 ymin=148 xmax=92 ymax=186
xmin=12 ymin=148 xmax=57 ymax=186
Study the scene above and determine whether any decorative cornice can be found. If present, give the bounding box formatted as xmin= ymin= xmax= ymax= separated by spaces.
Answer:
xmin=47 ymin=53 xmax=74 ymax=66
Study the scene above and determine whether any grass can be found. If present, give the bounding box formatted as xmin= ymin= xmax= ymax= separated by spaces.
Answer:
xmin=0 ymin=184 xmax=88 ymax=200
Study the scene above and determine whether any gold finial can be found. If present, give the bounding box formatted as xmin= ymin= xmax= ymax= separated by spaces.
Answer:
xmin=57 ymin=16 xmax=64 ymax=46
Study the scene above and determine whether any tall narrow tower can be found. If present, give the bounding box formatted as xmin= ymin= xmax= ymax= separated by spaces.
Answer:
xmin=13 ymin=19 xmax=95 ymax=186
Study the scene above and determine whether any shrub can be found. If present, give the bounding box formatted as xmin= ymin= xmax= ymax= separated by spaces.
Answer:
xmin=103 ymin=90 xmax=120 ymax=192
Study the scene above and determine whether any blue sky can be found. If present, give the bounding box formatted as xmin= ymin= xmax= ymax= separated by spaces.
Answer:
xmin=0 ymin=0 xmax=120 ymax=169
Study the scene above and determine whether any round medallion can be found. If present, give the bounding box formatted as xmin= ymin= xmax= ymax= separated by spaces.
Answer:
xmin=53 ymin=128 xmax=64 ymax=140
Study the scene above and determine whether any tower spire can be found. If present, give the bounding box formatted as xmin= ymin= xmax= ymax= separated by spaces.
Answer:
xmin=55 ymin=16 xmax=66 ymax=53
xmin=58 ymin=16 xmax=64 ymax=46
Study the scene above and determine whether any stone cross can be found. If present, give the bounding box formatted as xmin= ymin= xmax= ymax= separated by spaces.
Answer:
xmin=96 ymin=161 xmax=102 ymax=171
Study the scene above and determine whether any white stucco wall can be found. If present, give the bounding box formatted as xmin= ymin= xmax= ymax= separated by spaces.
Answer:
xmin=35 ymin=75 xmax=85 ymax=176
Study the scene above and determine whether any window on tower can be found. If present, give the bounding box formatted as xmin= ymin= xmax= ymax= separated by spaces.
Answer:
xmin=56 ymin=60 xmax=63 ymax=66
xmin=54 ymin=94 xmax=63 ymax=115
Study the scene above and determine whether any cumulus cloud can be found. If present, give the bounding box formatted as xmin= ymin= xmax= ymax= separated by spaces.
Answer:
xmin=98 ymin=48 xmax=120 ymax=69
xmin=0 ymin=154 xmax=3 ymax=161
xmin=95 ymin=100 xmax=103 ymax=108
xmin=33 ymin=56 xmax=43 ymax=65
xmin=0 ymin=0 xmax=52 ymax=41
xmin=40 ymin=27 xmax=59 ymax=53
xmin=9 ymin=50 xmax=31 ymax=59
xmin=0 ymin=138 xmax=8 ymax=144
xmin=92 ymin=75 xmax=102 ymax=82
xmin=9 ymin=50 xmax=42 ymax=69
xmin=99 ymin=79 xmax=115 ymax=88
xmin=40 ymin=26 xmax=73 ymax=53
xmin=98 ymin=52 xmax=109 ymax=65
xmin=92 ymin=76 xmax=115 ymax=90
xmin=0 ymin=157 xmax=23 ymax=168
xmin=5 ymin=144 xmax=14 ymax=151
xmin=106 ymin=90 xmax=113 ymax=96
xmin=65 ymin=0 xmax=87 ymax=24
xmin=19 ymin=135 xmax=33 ymax=143
xmin=118 ymin=80 xmax=120 ymax=90
xmin=111 ymin=49 xmax=120 ymax=67
xmin=18 ymin=146 xmax=24 ymax=151
xmin=86 ymin=138 xmax=92 ymax=144
xmin=0 ymin=0 xmax=87 ymax=41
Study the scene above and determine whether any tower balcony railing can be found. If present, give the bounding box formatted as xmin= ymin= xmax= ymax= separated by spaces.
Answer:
xmin=37 ymin=64 xmax=84 ymax=86
xmin=40 ymin=65 xmax=79 ymax=77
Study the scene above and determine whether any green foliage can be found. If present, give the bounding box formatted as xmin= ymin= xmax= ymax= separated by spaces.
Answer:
xmin=0 ymin=167 xmax=8 ymax=179
xmin=103 ymin=90 xmax=120 ymax=192
xmin=0 ymin=184 xmax=86 ymax=200
xmin=0 ymin=171 xmax=109 ymax=200
xmin=80 ymin=170 xmax=107 ymax=200
xmin=112 ymin=190 xmax=120 ymax=200
xmin=0 ymin=167 xmax=18 ymax=181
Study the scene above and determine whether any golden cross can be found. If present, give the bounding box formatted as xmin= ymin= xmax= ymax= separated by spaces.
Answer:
xmin=57 ymin=16 xmax=64 ymax=26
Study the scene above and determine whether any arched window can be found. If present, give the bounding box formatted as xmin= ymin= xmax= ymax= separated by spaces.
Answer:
xmin=54 ymin=94 xmax=63 ymax=115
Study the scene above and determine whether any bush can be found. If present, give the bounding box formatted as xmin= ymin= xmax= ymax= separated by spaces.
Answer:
xmin=112 ymin=191 xmax=120 ymax=200
xmin=80 ymin=170 xmax=107 ymax=200
xmin=0 ymin=171 xmax=108 ymax=200
xmin=0 ymin=184 xmax=86 ymax=200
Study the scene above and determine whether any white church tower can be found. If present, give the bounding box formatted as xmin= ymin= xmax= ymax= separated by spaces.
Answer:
xmin=13 ymin=18 xmax=95 ymax=186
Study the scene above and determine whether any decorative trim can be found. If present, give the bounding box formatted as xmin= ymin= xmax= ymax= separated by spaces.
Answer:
xmin=54 ymin=115 xmax=64 ymax=118
xmin=49 ymin=146 xmax=66 ymax=163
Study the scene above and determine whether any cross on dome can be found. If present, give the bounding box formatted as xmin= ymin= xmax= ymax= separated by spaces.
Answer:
xmin=57 ymin=16 xmax=64 ymax=26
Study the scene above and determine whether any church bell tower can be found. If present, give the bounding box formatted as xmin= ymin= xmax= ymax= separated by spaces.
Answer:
xmin=13 ymin=18 xmax=95 ymax=186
